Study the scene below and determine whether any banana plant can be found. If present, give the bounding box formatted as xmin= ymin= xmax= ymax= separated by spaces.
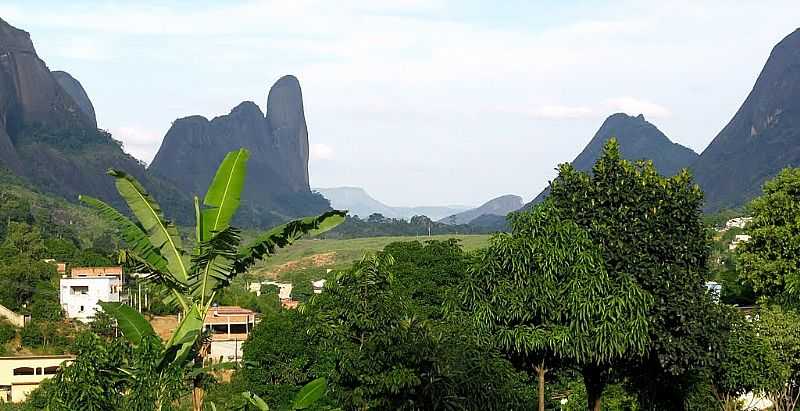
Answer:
xmin=80 ymin=148 xmax=346 ymax=411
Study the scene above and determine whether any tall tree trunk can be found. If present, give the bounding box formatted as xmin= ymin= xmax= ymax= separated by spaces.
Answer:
xmin=534 ymin=360 xmax=547 ymax=411
xmin=192 ymin=341 xmax=211 ymax=411
xmin=192 ymin=384 xmax=204 ymax=411
xmin=582 ymin=365 xmax=605 ymax=411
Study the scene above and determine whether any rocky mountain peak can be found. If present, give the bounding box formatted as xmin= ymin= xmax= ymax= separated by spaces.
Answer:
xmin=0 ymin=17 xmax=35 ymax=53
xmin=693 ymin=28 xmax=800 ymax=210
xmin=52 ymin=70 xmax=97 ymax=127
xmin=149 ymin=75 xmax=327 ymax=224
xmin=526 ymin=112 xmax=698 ymax=207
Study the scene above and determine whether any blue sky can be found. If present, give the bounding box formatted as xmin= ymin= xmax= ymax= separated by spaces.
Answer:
xmin=2 ymin=1 xmax=799 ymax=207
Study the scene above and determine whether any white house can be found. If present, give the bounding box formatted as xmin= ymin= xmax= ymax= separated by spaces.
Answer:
xmin=729 ymin=234 xmax=752 ymax=250
xmin=59 ymin=268 xmax=122 ymax=322
xmin=724 ymin=217 xmax=752 ymax=231
xmin=312 ymin=279 xmax=327 ymax=294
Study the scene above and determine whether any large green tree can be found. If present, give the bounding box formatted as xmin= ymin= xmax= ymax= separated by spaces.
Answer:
xmin=547 ymin=139 xmax=725 ymax=409
xmin=55 ymin=148 xmax=345 ymax=410
xmin=304 ymin=252 xmax=530 ymax=410
xmin=737 ymin=167 xmax=800 ymax=306
xmin=457 ymin=202 xmax=651 ymax=411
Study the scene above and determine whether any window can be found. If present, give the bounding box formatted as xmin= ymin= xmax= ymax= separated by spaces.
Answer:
xmin=13 ymin=367 xmax=34 ymax=376
xmin=43 ymin=366 xmax=59 ymax=375
xmin=70 ymin=286 xmax=89 ymax=295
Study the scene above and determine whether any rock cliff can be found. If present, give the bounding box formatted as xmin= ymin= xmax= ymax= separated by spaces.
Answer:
xmin=52 ymin=70 xmax=96 ymax=126
xmin=149 ymin=75 xmax=328 ymax=222
xmin=528 ymin=113 xmax=698 ymax=206
xmin=692 ymin=28 xmax=800 ymax=211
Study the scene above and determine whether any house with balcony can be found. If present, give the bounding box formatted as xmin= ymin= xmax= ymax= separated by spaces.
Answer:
xmin=0 ymin=355 xmax=73 ymax=402
xmin=202 ymin=306 xmax=257 ymax=362
xmin=59 ymin=266 xmax=123 ymax=322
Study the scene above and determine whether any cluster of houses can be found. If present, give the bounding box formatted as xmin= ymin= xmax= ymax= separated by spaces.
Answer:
xmin=0 ymin=261 xmax=331 ymax=403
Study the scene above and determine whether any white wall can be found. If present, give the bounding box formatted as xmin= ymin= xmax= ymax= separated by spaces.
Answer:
xmin=59 ymin=277 xmax=120 ymax=322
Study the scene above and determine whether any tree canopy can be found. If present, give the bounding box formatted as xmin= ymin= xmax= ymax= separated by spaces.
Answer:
xmin=547 ymin=139 xmax=725 ymax=408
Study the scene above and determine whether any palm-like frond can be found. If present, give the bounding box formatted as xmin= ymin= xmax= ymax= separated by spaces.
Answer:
xmin=80 ymin=195 xmax=170 ymax=274
xmin=201 ymin=148 xmax=249 ymax=241
xmin=189 ymin=226 xmax=241 ymax=301
xmin=235 ymin=210 xmax=347 ymax=272
xmin=108 ymin=169 xmax=189 ymax=285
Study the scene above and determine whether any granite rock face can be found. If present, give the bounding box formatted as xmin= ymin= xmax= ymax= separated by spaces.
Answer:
xmin=0 ymin=18 xmax=95 ymax=173
xmin=52 ymin=71 xmax=96 ymax=126
xmin=528 ymin=113 xmax=698 ymax=206
xmin=0 ymin=18 xmax=193 ymax=223
xmin=150 ymin=75 xmax=328 ymax=221
xmin=692 ymin=28 xmax=800 ymax=211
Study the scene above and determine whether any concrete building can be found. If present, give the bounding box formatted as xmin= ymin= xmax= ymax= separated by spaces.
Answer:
xmin=724 ymin=217 xmax=753 ymax=231
xmin=729 ymin=234 xmax=752 ymax=250
xmin=0 ymin=355 xmax=73 ymax=403
xmin=69 ymin=266 xmax=123 ymax=280
xmin=203 ymin=306 xmax=257 ymax=362
xmin=312 ymin=279 xmax=327 ymax=294
xmin=59 ymin=267 xmax=123 ymax=322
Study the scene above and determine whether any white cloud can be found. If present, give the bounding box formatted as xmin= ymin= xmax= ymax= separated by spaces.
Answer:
xmin=603 ymin=97 xmax=672 ymax=119
xmin=310 ymin=143 xmax=334 ymax=161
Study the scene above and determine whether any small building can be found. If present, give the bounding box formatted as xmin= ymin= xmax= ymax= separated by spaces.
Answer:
xmin=729 ymin=234 xmax=752 ymax=250
xmin=69 ymin=266 xmax=123 ymax=280
xmin=260 ymin=281 xmax=293 ymax=300
xmin=0 ymin=355 xmax=73 ymax=403
xmin=724 ymin=217 xmax=752 ymax=231
xmin=203 ymin=306 xmax=257 ymax=362
xmin=312 ymin=279 xmax=327 ymax=294
xmin=59 ymin=267 xmax=123 ymax=322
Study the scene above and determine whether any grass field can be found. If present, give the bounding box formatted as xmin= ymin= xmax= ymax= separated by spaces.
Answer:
xmin=247 ymin=234 xmax=490 ymax=281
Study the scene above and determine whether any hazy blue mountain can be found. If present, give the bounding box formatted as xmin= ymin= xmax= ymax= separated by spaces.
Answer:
xmin=316 ymin=186 xmax=469 ymax=220
xmin=439 ymin=194 xmax=522 ymax=225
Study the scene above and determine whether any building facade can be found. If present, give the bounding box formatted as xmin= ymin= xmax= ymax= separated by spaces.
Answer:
xmin=0 ymin=355 xmax=73 ymax=403
xmin=59 ymin=266 xmax=123 ymax=322
xmin=203 ymin=306 xmax=257 ymax=362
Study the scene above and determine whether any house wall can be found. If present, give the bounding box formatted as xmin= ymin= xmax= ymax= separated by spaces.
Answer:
xmin=0 ymin=304 xmax=26 ymax=328
xmin=59 ymin=277 xmax=121 ymax=322
xmin=0 ymin=355 xmax=73 ymax=403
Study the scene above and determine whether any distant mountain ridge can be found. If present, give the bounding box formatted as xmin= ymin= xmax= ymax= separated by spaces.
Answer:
xmin=315 ymin=186 xmax=469 ymax=220
xmin=440 ymin=194 xmax=522 ymax=225
xmin=149 ymin=75 xmax=330 ymax=226
xmin=692 ymin=28 xmax=800 ymax=211
xmin=527 ymin=113 xmax=698 ymax=206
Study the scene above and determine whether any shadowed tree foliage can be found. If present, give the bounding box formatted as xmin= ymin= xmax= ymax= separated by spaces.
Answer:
xmin=304 ymin=252 xmax=532 ymax=410
xmin=547 ymin=139 xmax=726 ymax=409
xmin=456 ymin=202 xmax=651 ymax=411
